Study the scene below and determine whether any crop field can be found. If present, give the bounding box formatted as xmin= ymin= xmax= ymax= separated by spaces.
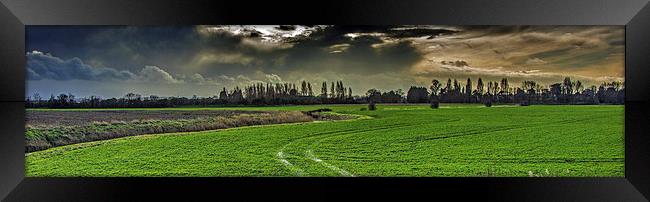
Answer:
xmin=25 ymin=104 xmax=624 ymax=177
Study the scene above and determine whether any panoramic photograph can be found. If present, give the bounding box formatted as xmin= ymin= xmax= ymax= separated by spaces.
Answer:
xmin=24 ymin=25 xmax=624 ymax=177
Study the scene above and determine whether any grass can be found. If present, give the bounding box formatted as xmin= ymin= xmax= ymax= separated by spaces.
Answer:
xmin=25 ymin=104 xmax=624 ymax=177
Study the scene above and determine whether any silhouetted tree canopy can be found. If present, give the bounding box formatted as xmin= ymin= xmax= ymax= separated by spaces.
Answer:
xmin=27 ymin=77 xmax=623 ymax=108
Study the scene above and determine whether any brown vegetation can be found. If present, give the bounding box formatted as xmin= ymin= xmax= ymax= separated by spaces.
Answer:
xmin=26 ymin=110 xmax=265 ymax=128
xmin=25 ymin=110 xmax=318 ymax=152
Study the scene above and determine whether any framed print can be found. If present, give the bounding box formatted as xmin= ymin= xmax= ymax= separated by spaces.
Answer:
xmin=1 ymin=0 xmax=649 ymax=201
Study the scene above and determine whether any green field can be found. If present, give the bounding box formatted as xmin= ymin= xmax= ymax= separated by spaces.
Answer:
xmin=25 ymin=104 xmax=624 ymax=177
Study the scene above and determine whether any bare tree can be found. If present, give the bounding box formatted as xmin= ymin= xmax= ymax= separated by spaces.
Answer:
xmin=500 ymin=78 xmax=509 ymax=95
xmin=430 ymin=79 xmax=441 ymax=97
xmin=477 ymin=78 xmax=484 ymax=95
xmin=575 ymin=80 xmax=583 ymax=94
xmin=307 ymin=82 xmax=313 ymax=96
xmin=321 ymin=82 xmax=328 ymax=98
xmin=563 ymin=77 xmax=574 ymax=95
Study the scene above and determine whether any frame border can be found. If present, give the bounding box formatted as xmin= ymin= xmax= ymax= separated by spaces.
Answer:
xmin=1 ymin=0 xmax=649 ymax=200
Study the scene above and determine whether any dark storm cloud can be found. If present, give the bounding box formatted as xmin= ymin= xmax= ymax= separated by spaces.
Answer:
xmin=27 ymin=51 xmax=185 ymax=84
xmin=386 ymin=27 xmax=458 ymax=38
xmin=27 ymin=26 xmax=200 ymax=73
xmin=275 ymin=25 xmax=297 ymax=31
xmin=192 ymin=25 xmax=445 ymax=78
xmin=281 ymin=39 xmax=421 ymax=75
xmin=245 ymin=26 xmax=427 ymax=76
xmin=461 ymin=25 xmax=534 ymax=35
xmin=27 ymin=25 xmax=457 ymax=80
xmin=27 ymin=51 xmax=136 ymax=81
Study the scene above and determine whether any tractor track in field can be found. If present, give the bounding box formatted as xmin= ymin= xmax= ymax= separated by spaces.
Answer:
xmin=306 ymin=150 xmax=354 ymax=177
xmin=301 ymin=123 xmax=423 ymax=176
xmin=276 ymin=119 xmax=419 ymax=176
xmin=276 ymin=150 xmax=305 ymax=176
xmin=275 ymin=116 xmax=469 ymax=176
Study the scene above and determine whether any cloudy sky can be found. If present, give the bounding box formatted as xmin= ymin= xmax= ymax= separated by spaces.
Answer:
xmin=26 ymin=25 xmax=624 ymax=98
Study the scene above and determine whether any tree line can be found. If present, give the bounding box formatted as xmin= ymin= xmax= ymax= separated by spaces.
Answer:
xmin=365 ymin=77 xmax=624 ymax=105
xmin=26 ymin=80 xmax=356 ymax=108
xmin=26 ymin=77 xmax=624 ymax=108
xmin=218 ymin=81 xmax=354 ymax=105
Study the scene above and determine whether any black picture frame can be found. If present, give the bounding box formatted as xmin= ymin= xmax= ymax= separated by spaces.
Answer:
xmin=1 ymin=0 xmax=649 ymax=201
